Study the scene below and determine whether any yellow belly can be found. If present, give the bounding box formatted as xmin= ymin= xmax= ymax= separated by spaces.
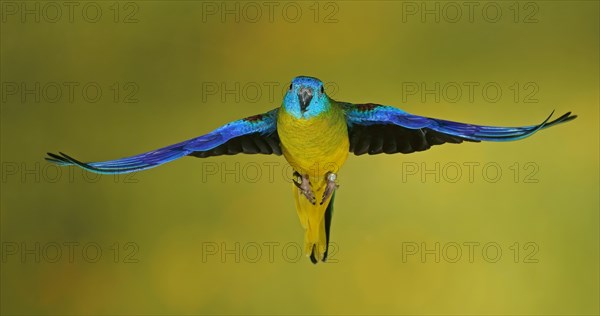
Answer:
xmin=276 ymin=104 xmax=349 ymax=184
xmin=277 ymin=103 xmax=349 ymax=260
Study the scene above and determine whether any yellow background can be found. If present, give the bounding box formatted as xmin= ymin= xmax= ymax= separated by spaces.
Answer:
xmin=1 ymin=1 xmax=598 ymax=314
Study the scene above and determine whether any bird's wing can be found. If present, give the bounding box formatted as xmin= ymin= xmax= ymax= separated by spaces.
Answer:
xmin=46 ymin=108 xmax=281 ymax=174
xmin=342 ymin=103 xmax=576 ymax=155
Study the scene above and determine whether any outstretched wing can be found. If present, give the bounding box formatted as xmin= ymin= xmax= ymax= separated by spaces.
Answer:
xmin=342 ymin=103 xmax=576 ymax=155
xmin=46 ymin=109 xmax=281 ymax=174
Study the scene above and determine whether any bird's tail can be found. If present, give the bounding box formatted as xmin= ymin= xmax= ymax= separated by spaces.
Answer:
xmin=293 ymin=181 xmax=335 ymax=264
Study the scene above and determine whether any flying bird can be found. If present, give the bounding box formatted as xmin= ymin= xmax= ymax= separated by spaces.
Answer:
xmin=46 ymin=76 xmax=576 ymax=264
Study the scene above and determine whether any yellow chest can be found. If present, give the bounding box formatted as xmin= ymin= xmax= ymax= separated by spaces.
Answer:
xmin=276 ymin=105 xmax=349 ymax=181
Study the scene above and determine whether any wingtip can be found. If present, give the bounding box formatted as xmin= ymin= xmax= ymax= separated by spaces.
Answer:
xmin=46 ymin=152 xmax=67 ymax=163
xmin=58 ymin=152 xmax=93 ymax=169
xmin=563 ymin=112 xmax=577 ymax=121
xmin=546 ymin=111 xmax=577 ymax=128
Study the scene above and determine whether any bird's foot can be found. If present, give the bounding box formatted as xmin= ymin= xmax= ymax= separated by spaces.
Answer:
xmin=293 ymin=171 xmax=316 ymax=205
xmin=320 ymin=172 xmax=339 ymax=205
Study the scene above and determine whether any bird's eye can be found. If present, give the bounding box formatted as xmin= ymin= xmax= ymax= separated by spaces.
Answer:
xmin=289 ymin=83 xmax=293 ymax=90
xmin=320 ymin=86 xmax=324 ymax=93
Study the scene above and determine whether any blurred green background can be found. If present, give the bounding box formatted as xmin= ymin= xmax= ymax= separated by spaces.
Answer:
xmin=1 ymin=1 xmax=598 ymax=314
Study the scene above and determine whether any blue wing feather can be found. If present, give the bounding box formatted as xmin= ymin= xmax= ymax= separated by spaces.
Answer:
xmin=344 ymin=103 xmax=575 ymax=142
xmin=46 ymin=109 xmax=279 ymax=174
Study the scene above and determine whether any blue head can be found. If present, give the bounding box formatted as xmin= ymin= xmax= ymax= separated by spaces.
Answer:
xmin=282 ymin=76 xmax=330 ymax=119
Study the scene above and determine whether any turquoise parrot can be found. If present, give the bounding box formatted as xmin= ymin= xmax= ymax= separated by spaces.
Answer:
xmin=46 ymin=76 xmax=576 ymax=263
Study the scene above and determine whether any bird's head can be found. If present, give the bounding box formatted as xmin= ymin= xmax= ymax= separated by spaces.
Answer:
xmin=283 ymin=76 xmax=330 ymax=119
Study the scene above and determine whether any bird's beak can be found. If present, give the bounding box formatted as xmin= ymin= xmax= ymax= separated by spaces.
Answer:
xmin=298 ymin=87 xmax=313 ymax=112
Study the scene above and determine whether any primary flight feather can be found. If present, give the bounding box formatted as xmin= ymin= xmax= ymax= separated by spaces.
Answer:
xmin=46 ymin=76 xmax=576 ymax=263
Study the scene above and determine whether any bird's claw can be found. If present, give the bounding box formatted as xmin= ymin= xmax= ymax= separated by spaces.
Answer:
xmin=293 ymin=171 xmax=316 ymax=205
xmin=320 ymin=172 xmax=338 ymax=205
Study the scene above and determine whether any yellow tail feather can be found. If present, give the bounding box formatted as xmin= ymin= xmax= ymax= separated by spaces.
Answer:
xmin=293 ymin=179 xmax=333 ymax=262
